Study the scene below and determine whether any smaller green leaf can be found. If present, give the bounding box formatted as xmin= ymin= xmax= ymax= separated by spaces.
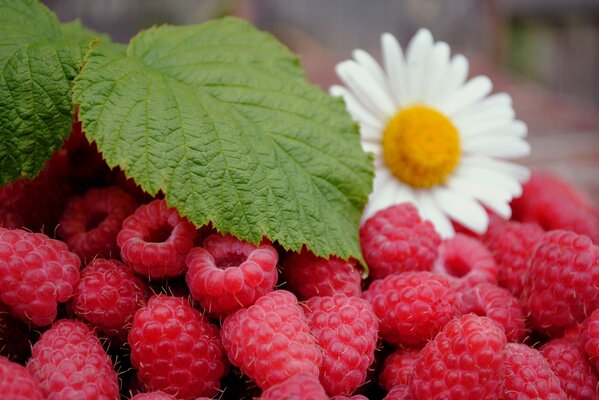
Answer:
xmin=60 ymin=19 xmax=111 ymax=48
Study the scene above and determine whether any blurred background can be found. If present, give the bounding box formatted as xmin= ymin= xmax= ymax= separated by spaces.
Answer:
xmin=43 ymin=0 xmax=599 ymax=200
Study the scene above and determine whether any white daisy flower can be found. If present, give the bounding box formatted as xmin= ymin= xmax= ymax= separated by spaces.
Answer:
xmin=331 ymin=29 xmax=530 ymax=237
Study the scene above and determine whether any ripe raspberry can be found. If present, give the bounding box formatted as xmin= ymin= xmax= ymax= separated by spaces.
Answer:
xmin=457 ymin=283 xmax=526 ymax=342
xmin=581 ymin=308 xmax=599 ymax=370
xmin=433 ymin=234 xmax=498 ymax=289
xmin=282 ymin=248 xmax=362 ymax=300
xmin=384 ymin=385 xmax=413 ymax=400
xmin=128 ymin=295 xmax=228 ymax=399
xmin=260 ymin=373 xmax=328 ymax=400
xmin=363 ymin=271 xmax=460 ymax=346
xmin=27 ymin=319 xmax=119 ymax=399
xmin=0 ymin=356 xmax=43 ymax=400
xmin=410 ymin=314 xmax=507 ymax=400
xmin=71 ymin=258 xmax=148 ymax=340
xmin=378 ymin=348 xmax=419 ymax=392
xmin=186 ymin=233 xmax=278 ymax=316
xmin=130 ymin=392 xmax=177 ymax=400
xmin=511 ymin=172 xmax=599 ymax=243
xmin=523 ymin=230 xmax=599 ymax=336
xmin=360 ymin=203 xmax=441 ymax=280
xmin=0 ymin=228 xmax=80 ymax=326
xmin=304 ymin=294 xmax=378 ymax=396
xmin=58 ymin=186 xmax=137 ymax=261
xmin=0 ymin=211 xmax=23 ymax=229
xmin=118 ymin=199 xmax=196 ymax=279
xmin=502 ymin=343 xmax=566 ymax=400
xmin=540 ymin=338 xmax=599 ymax=400
xmin=221 ymin=290 xmax=322 ymax=390
xmin=482 ymin=219 xmax=544 ymax=298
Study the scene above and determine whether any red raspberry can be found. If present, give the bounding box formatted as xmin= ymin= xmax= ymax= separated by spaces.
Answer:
xmin=0 ymin=211 xmax=23 ymax=229
xmin=128 ymin=295 xmax=228 ymax=399
xmin=71 ymin=258 xmax=148 ymax=340
xmin=360 ymin=203 xmax=441 ymax=280
xmin=502 ymin=343 xmax=566 ymax=400
xmin=511 ymin=172 xmax=599 ymax=243
xmin=221 ymin=290 xmax=322 ymax=390
xmin=433 ymin=234 xmax=498 ymax=289
xmin=186 ymin=233 xmax=278 ymax=316
xmin=457 ymin=283 xmax=526 ymax=342
xmin=523 ymin=230 xmax=599 ymax=336
xmin=384 ymin=385 xmax=413 ymax=400
xmin=363 ymin=271 xmax=460 ymax=346
xmin=581 ymin=308 xmax=599 ymax=370
xmin=540 ymin=338 xmax=599 ymax=400
xmin=482 ymin=219 xmax=544 ymax=298
xmin=378 ymin=348 xmax=419 ymax=392
xmin=260 ymin=373 xmax=328 ymax=399
xmin=58 ymin=186 xmax=137 ymax=261
xmin=0 ymin=228 xmax=80 ymax=326
xmin=304 ymin=294 xmax=378 ymax=396
xmin=0 ymin=356 xmax=43 ymax=400
xmin=118 ymin=199 xmax=197 ymax=279
xmin=130 ymin=392 xmax=177 ymax=400
xmin=410 ymin=314 xmax=507 ymax=400
xmin=282 ymin=248 xmax=362 ymax=300
xmin=27 ymin=319 xmax=119 ymax=399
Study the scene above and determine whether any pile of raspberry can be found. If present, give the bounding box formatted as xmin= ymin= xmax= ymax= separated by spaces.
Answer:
xmin=1 ymin=124 xmax=599 ymax=400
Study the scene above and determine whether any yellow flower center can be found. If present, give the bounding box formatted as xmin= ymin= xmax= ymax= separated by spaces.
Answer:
xmin=382 ymin=104 xmax=461 ymax=189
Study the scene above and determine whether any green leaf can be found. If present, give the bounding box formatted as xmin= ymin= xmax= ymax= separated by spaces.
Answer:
xmin=0 ymin=0 xmax=109 ymax=184
xmin=74 ymin=17 xmax=373 ymax=262
xmin=60 ymin=19 xmax=111 ymax=49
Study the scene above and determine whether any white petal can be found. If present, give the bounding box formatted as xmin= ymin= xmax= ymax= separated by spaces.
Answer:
xmin=361 ymin=141 xmax=382 ymax=157
xmin=406 ymin=29 xmax=434 ymax=102
xmin=381 ymin=33 xmax=408 ymax=106
xmin=330 ymin=85 xmax=383 ymax=129
xmin=452 ymin=92 xmax=513 ymax=125
xmin=433 ymin=187 xmax=489 ymax=234
xmin=462 ymin=136 xmax=531 ymax=158
xmin=461 ymin=155 xmax=530 ymax=183
xmin=360 ymin=124 xmax=383 ymax=143
xmin=416 ymin=191 xmax=454 ymax=237
xmin=421 ymin=41 xmax=451 ymax=103
xmin=352 ymin=49 xmax=393 ymax=102
xmin=459 ymin=119 xmax=526 ymax=139
xmin=454 ymin=164 xmax=522 ymax=197
xmin=445 ymin=176 xmax=512 ymax=218
xmin=336 ymin=61 xmax=396 ymax=119
xmin=438 ymin=76 xmax=493 ymax=116
xmin=434 ymin=54 xmax=469 ymax=102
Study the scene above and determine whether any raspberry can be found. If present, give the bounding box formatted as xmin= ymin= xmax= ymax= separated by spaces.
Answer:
xmin=0 ymin=228 xmax=80 ymax=326
xmin=511 ymin=172 xmax=599 ymax=243
xmin=0 ymin=356 xmax=43 ymax=400
xmin=282 ymin=248 xmax=362 ymax=300
xmin=522 ymin=230 xmax=599 ymax=336
xmin=540 ymin=338 xmax=599 ymax=400
xmin=0 ymin=211 xmax=23 ymax=229
xmin=581 ymin=308 xmax=599 ymax=370
xmin=71 ymin=258 xmax=148 ymax=340
xmin=186 ymin=233 xmax=278 ymax=316
xmin=304 ymin=294 xmax=378 ymax=396
xmin=128 ymin=295 xmax=228 ymax=399
xmin=221 ymin=290 xmax=322 ymax=390
xmin=27 ymin=319 xmax=119 ymax=399
xmin=118 ymin=199 xmax=197 ymax=279
xmin=482 ymin=219 xmax=544 ymax=298
xmin=363 ymin=271 xmax=460 ymax=346
xmin=433 ymin=234 xmax=498 ymax=289
xmin=384 ymin=385 xmax=413 ymax=400
xmin=378 ymin=348 xmax=419 ymax=392
xmin=410 ymin=314 xmax=507 ymax=400
xmin=130 ymin=392 xmax=177 ymax=400
xmin=457 ymin=283 xmax=526 ymax=342
xmin=502 ymin=343 xmax=566 ymax=400
xmin=360 ymin=203 xmax=441 ymax=280
xmin=58 ymin=186 xmax=137 ymax=261
xmin=260 ymin=373 xmax=328 ymax=400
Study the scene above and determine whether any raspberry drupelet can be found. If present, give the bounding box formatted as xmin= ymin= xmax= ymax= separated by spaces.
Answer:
xmin=0 ymin=228 xmax=80 ymax=326
xmin=58 ymin=186 xmax=137 ymax=261
xmin=186 ymin=233 xmax=278 ymax=316
xmin=118 ymin=199 xmax=197 ymax=279
xmin=282 ymin=248 xmax=362 ymax=300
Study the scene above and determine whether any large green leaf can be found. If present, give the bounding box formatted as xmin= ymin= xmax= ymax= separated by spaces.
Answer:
xmin=0 ymin=0 xmax=107 ymax=184
xmin=74 ymin=18 xmax=373 ymax=262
